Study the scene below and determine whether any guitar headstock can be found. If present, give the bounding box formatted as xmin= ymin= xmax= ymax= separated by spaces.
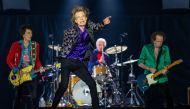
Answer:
xmin=173 ymin=59 xmax=183 ymax=65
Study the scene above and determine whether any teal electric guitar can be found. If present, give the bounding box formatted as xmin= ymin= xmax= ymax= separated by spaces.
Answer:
xmin=137 ymin=59 xmax=183 ymax=93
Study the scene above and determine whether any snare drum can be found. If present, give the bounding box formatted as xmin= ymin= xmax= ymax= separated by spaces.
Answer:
xmin=72 ymin=80 xmax=102 ymax=106
xmin=92 ymin=65 xmax=108 ymax=81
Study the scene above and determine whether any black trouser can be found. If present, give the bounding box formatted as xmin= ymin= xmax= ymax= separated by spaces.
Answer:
xmin=51 ymin=58 xmax=99 ymax=109
xmin=144 ymin=82 xmax=174 ymax=109
xmin=13 ymin=79 xmax=38 ymax=109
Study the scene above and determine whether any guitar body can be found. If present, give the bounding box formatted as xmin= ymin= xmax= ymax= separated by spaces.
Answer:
xmin=9 ymin=66 xmax=33 ymax=86
xmin=146 ymin=73 xmax=157 ymax=86
xmin=137 ymin=73 xmax=158 ymax=93
xmin=8 ymin=64 xmax=55 ymax=86
xmin=137 ymin=74 xmax=149 ymax=93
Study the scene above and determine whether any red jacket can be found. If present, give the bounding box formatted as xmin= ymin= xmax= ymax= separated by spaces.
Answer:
xmin=6 ymin=41 xmax=42 ymax=70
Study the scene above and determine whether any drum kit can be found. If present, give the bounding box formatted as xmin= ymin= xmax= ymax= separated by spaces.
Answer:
xmin=40 ymin=44 xmax=144 ymax=108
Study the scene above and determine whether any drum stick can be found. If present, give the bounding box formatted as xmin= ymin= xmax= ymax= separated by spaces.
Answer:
xmin=102 ymin=47 xmax=104 ymax=58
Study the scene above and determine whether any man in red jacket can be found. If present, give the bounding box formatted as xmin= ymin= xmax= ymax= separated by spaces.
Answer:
xmin=7 ymin=24 xmax=44 ymax=109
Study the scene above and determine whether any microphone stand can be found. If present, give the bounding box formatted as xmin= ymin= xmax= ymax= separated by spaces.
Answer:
xmin=120 ymin=32 xmax=128 ymax=81
xmin=48 ymin=34 xmax=57 ymax=104
xmin=120 ymin=35 xmax=123 ymax=86
xmin=120 ymin=32 xmax=127 ymax=94
xmin=49 ymin=34 xmax=54 ymax=65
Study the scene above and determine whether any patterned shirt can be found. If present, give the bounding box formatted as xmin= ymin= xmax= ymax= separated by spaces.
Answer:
xmin=21 ymin=48 xmax=31 ymax=68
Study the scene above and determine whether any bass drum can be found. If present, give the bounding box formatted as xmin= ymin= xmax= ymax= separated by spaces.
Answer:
xmin=72 ymin=80 xmax=102 ymax=106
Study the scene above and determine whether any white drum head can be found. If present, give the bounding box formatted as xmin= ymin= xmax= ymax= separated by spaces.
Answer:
xmin=72 ymin=80 xmax=101 ymax=106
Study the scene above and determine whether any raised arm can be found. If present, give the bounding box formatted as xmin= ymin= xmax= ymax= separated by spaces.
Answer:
xmin=87 ymin=16 xmax=111 ymax=31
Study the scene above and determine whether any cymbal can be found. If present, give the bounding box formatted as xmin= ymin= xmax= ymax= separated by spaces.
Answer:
xmin=48 ymin=45 xmax=62 ymax=51
xmin=45 ymin=64 xmax=53 ymax=67
xmin=117 ymin=59 xmax=138 ymax=66
xmin=106 ymin=45 xmax=127 ymax=54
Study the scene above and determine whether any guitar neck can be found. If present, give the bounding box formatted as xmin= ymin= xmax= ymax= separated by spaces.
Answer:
xmin=152 ymin=61 xmax=179 ymax=78
xmin=31 ymin=66 xmax=52 ymax=75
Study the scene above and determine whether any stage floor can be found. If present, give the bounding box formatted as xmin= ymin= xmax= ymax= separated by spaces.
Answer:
xmin=39 ymin=105 xmax=190 ymax=109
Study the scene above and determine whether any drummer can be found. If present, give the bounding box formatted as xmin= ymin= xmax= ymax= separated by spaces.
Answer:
xmin=88 ymin=38 xmax=110 ymax=74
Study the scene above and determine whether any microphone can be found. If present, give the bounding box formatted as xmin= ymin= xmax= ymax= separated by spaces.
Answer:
xmin=129 ymin=54 xmax=133 ymax=59
xmin=124 ymin=32 xmax=128 ymax=36
xmin=49 ymin=34 xmax=54 ymax=39
xmin=120 ymin=32 xmax=128 ymax=37
xmin=120 ymin=34 xmax=125 ymax=37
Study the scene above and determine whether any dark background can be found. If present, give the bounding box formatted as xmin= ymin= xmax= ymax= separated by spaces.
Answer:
xmin=0 ymin=0 xmax=190 ymax=108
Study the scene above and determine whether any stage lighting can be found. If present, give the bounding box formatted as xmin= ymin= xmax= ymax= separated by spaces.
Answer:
xmin=2 ymin=0 xmax=30 ymax=10
xmin=162 ymin=0 xmax=189 ymax=9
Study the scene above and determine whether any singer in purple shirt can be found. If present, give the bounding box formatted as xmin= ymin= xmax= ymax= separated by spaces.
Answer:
xmin=50 ymin=6 xmax=111 ymax=109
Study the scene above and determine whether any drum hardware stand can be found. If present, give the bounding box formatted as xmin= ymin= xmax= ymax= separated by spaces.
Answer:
xmin=59 ymin=74 xmax=75 ymax=107
xmin=109 ymin=78 xmax=122 ymax=105
xmin=109 ymin=45 xmax=121 ymax=90
xmin=46 ymin=35 xmax=60 ymax=105
xmin=125 ymin=56 xmax=144 ymax=107
xmin=110 ymin=45 xmax=123 ymax=104
xmin=113 ymin=45 xmax=120 ymax=82
xmin=119 ymin=33 xmax=128 ymax=105
xmin=99 ymin=80 xmax=111 ymax=108
xmin=46 ymin=65 xmax=60 ymax=104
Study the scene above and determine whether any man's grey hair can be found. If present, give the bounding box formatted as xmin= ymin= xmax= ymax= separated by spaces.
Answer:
xmin=96 ymin=38 xmax=107 ymax=47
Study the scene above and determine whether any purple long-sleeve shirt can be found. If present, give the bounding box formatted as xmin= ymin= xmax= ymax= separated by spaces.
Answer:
xmin=67 ymin=28 xmax=90 ymax=61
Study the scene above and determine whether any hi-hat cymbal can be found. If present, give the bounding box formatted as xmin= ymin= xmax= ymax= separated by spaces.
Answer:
xmin=106 ymin=45 xmax=127 ymax=54
xmin=117 ymin=59 xmax=138 ymax=66
xmin=48 ymin=45 xmax=62 ymax=51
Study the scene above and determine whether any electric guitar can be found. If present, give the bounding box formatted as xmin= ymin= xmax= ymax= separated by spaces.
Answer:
xmin=137 ymin=59 xmax=183 ymax=93
xmin=9 ymin=65 xmax=53 ymax=86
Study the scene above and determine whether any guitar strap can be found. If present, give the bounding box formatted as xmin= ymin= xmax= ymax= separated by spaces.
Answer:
xmin=31 ymin=41 xmax=36 ymax=68
xmin=156 ymin=46 xmax=163 ymax=70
